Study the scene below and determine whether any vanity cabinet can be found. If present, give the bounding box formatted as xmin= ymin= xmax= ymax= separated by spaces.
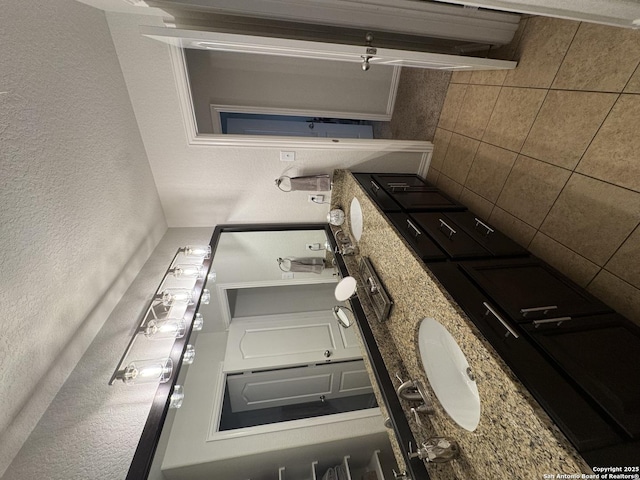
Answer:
xmin=371 ymin=173 xmax=436 ymax=191
xmin=388 ymin=190 xmax=466 ymax=212
xmin=386 ymin=212 xmax=447 ymax=261
xmin=352 ymin=174 xmax=402 ymax=212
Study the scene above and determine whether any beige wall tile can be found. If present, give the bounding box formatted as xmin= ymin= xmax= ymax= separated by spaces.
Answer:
xmin=529 ymin=232 xmax=600 ymax=287
xmin=460 ymin=188 xmax=494 ymax=219
xmin=521 ymin=90 xmax=617 ymax=170
xmin=605 ymin=226 xmax=640 ymax=288
xmin=489 ymin=206 xmax=536 ymax=247
xmin=426 ymin=167 xmax=440 ymax=185
xmin=588 ymin=270 xmax=640 ymax=325
xmin=552 ymin=23 xmax=640 ymax=92
xmin=436 ymin=173 xmax=463 ymax=199
xmin=454 ymin=85 xmax=501 ymax=140
xmin=577 ymin=95 xmax=640 ymax=193
xmin=440 ymin=133 xmax=480 ymax=185
xmin=496 ymin=155 xmax=571 ymax=228
xmin=451 ymin=70 xmax=472 ymax=84
xmin=438 ymin=83 xmax=467 ymax=131
xmin=465 ymin=142 xmax=517 ymax=202
xmin=469 ymin=70 xmax=507 ymax=86
xmin=540 ymin=174 xmax=640 ymax=266
xmin=503 ymin=16 xmax=578 ymax=88
xmin=624 ymin=64 xmax=640 ymax=93
xmin=430 ymin=128 xmax=452 ymax=171
xmin=482 ymin=87 xmax=546 ymax=151
xmin=488 ymin=17 xmax=528 ymax=61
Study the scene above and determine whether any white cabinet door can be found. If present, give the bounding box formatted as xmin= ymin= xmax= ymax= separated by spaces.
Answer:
xmin=223 ymin=311 xmax=361 ymax=373
xmin=227 ymin=360 xmax=372 ymax=412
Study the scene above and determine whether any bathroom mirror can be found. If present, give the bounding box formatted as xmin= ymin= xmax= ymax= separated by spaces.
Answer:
xmin=333 ymin=306 xmax=355 ymax=329
xmin=130 ymin=224 xmax=395 ymax=480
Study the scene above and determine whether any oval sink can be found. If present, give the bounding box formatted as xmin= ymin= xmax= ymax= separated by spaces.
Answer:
xmin=418 ymin=318 xmax=480 ymax=431
xmin=350 ymin=197 xmax=363 ymax=242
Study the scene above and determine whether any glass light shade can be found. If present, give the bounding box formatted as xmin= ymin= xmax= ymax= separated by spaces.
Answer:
xmin=169 ymin=385 xmax=184 ymax=409
xmin=207 ymin=270 xmax=216 ymax=282
xmin=200 ymin=289 xmax=211 ymax=305
xmin=170 ymin=264 xmax=204 ymax=279
xmin=192 ymin=313 xmax=204 ymax=332
xmin=183 ymin=344 xmax=196 ymax=365
xmin=183 ymin=245 xmax=211 ymax=259
xmin=143 ymin=319 xmax=186 ymax=339
xmin=161 ymin=288 xmax=194 ymax=306
xmin=121 ymin=358 xmax=173 ymax=385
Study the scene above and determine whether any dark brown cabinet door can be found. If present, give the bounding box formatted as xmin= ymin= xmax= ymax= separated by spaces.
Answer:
xmin=371 ymin=173 xmax=436 ymax=192
xmin=387 ymin=213 xmax=446 ymax=261
xmin=352 ymin=173 xmax=402 ymax=212
xmin=460 ymin=257 xmax=612 ymax=321
xmin=524 ymin=314 xmax=640 ymax=439
xmin=390 ymin=190 xmax=466 ymax=212
xmin=444 ymin=211 xmax=528 ymax=258
xmin=410 ymin=213 xmax=491 ymax=259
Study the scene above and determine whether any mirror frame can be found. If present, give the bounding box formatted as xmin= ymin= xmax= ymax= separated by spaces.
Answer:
xmin=126 ymin=222 xmax=429 ymax=480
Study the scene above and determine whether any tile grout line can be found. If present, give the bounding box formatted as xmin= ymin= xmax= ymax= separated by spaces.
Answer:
xmin=594 ymin=220 xmax=640 ymax=284
xmin=547 ymin=21 xmax=582 ymax=89
xmin=619 ymin=58 xmax=640 ymax=93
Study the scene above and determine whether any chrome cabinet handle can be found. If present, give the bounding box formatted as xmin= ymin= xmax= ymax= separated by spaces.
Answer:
xmin=520 ymin=305 xmax=558 ymax=317
xmin=370 ymin=180 xmax=380 ymax=193
xmin=438 ymin=218 xmax=457 ymax=238
xmin=533 ymin=316 xmax=572 ymax=327
xmin=406 ymin=219 xmax=421 ymax=237
xmin=474 ymin=217 xmax=494 ymax=236
xmin=483 ymin=302 xmax=519 ymax=339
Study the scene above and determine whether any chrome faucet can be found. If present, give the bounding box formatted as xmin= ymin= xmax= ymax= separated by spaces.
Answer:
xmin=396 ymin=375 xmax=435 ymax=414
xmin=408 ymin=438 xmax=460 ymax=463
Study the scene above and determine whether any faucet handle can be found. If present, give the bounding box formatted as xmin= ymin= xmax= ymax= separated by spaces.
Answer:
xmin=410 ymin=407 xmax=423 ymax=426
xmin=392 ymin=469 xmax=411 ymax=480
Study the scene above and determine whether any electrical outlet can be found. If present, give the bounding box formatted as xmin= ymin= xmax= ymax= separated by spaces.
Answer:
xmin=281 ymin=272 xmax=294 ymax=279
xmin=308 ymin=194 xmax=324 ymax=203
xmin=280 ymin=151 xmax=296 ymax=162
xmin=306 ymin=243 xmax=322 ymax=251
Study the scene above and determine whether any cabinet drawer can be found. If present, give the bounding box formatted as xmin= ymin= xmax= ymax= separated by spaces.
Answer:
xmin=352 ymin=174 xmax=402 ymax=212
xmin=410 ymin=213 xmax=491 ymax=259
xmin=460 ymin=257 xmax=612 ymax=321
xmin=390 ymin=190 xmax=466 ymax=212
xmin=371 ymin=174 xmax=435 ymax=193
xmin=444 ymin=211 xmax=528 ymax=257
xmin=387 ymin=213 xmax=447 ymax=261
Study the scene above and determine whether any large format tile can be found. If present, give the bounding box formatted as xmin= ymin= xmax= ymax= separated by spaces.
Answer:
xmin=528 ymin=232 xmax=600 ymax=288
xmin=464 ymin=142 xmax=517 ymax=202
xmin=540 ymin=174 xmax=640 ymax=266
xmin=588 ymin=270 xmax=640 ymax=325
xmin=426 ymin=167 xmax=440 ymax=185
xmin=624 ymin=65 xmax=640 ymax=93
xmin=438 ymin=83 xmax=467 ymax=131
xmin=496 ymin=155 xmax=571 ymax=228
xmin=469 ymin=69 xmax=508 ymax=86
xmin=577 ymin=95 xmax=640 ymax=192
xmin=552 ymin=23 xmax=640 ymax=92
xmin=482 ymin=87 xmax=546 ymax=151
xmin=436 ymin=173 xmax=463 ymax=199
xmin=503 ymin=16 xmax=579 ymax=88
xmin=440 ymin=133 xmax=480 ymax=185
xmin=605 ymin=226 xmax=640 ymax=288
xmin=453 ymin=85 xmax=501 ymax=140
xmin=521 ymin=90 xmax=617 ymax=170
xmin=489 ymin=206 xmax=536 ymax=247
xmin=460 ymin=188 xmax=494 ymax=219
xmin=488 ymin=17 xmax=529 ymax=61
xmin=450 ymin=70 xmax=472 ymax=84
xmin=430 ymin=127 xmax=452 ymax=171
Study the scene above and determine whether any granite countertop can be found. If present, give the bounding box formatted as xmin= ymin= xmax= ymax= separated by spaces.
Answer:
xmin=330 ymin=170 xmax=592 ymax=480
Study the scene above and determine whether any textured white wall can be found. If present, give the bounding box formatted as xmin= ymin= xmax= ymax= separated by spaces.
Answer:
xmin=106 ymin=12 xmax=425 ymax=228
xmin=0 ymin=0 xmax=167 ymax=475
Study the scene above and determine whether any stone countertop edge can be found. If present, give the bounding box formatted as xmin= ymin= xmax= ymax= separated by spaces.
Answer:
xmin=330 ymin=169 xmax=593 ymax=480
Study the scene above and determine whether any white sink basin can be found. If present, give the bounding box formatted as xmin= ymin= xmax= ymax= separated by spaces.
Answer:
xmin=350 ymin=197 xmax=363 ymax=242
xmin=418 ymin=318 xmax=481 ymax=431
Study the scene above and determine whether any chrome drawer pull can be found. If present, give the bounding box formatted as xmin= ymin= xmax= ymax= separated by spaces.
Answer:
xmin=438 ymin=218 xmax=457 ymax=238
xmin=474 ymin=217 xmax=494 ymax=236
xmin=388 ymin=182 xmax=410 ymax=192
xmin=407 ymin=219 xmax=421 ymax=237
xmin=533 ymin=317 xmax=572 ymax=328
xmin=483 ymin=302 xmax=519 ymax=339
xmin=370 ymin=180 xmax=380 ymax=193
xmin=520 ymin=305 xmax=558 ymax=317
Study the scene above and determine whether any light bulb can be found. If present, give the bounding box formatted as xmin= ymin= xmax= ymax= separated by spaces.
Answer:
xmin=170 ymin=264 xmax=204 ymax=279
xmin=169 ymin=385 xmax=184 ymax=409
xmin=192 ymin=313 xmax=204 ymax=332
xmin=160 ymin=288 xmax=194 ymax=306
xmin=200 ymin=289 xmax=211 ymax=305
xmin=183 ymin=344 xmax=196 ymax=365
xmin=207 ymin=270 xmax=216 ymax=282
xmin=121 ymin=358 xmax=173 ymax=385
xmin=183 ymin=245 xmax=211 ymax=259
xmin=143 ymin=319 xmax=186 ymax=339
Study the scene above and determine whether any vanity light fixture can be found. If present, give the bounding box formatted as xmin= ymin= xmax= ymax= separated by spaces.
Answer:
xmin=182 ymin=345 xmax=196 ymax=365
xmin=169 ymin=264 xmax=205 ymax=279
xmin=142 ymin=319 xmax=186 ymax=339
xmin=169 ymin=385 xmax=184 ymax=409
xmin=180 ymin=245 xmax=211 ymax=259
xmin=117 ymin=358 xmax=173 ymax=385
xmin=192 ymin=313 xmax=204 ymax=332
xmin=159 ymin=288 xmax=195 ymax=306
xmin=207 ymin=270 xmax=216 ymax=282
xmin=201 ymin=289 xmax=211 ymax=305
